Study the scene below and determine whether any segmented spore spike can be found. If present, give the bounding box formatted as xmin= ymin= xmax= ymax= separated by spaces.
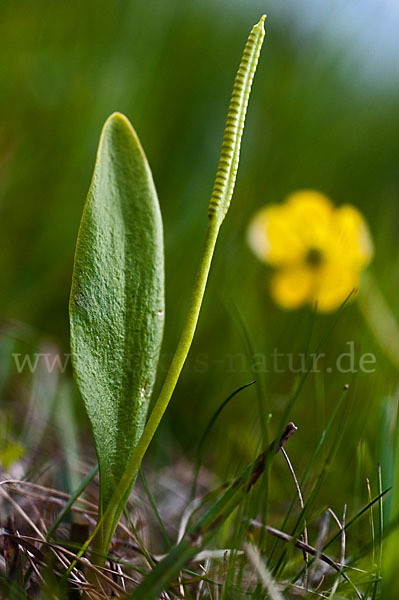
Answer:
xmin=208 ymin=15 xmax=266 ymax=226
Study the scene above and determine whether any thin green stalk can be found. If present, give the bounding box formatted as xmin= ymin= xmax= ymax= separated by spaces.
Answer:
xmin=367 ymin=478 xmax=376 ymax=568
xmin=140 ymin=467 xmax=172 ymax=549
xmin=191 ymin=380 xmax=256 ymax=498
xmin=372 ymin=464 xmax=383 ymax=599
xmin=47 ymin=465 xmax=99 ymax=540
xmin=80 ymin=14 xmax=266 ymax=569
xmin=358 ymin=271 xmax=399 ymax=371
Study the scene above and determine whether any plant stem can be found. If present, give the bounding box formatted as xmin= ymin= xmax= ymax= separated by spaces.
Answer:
xmin=133 ymin=221 xmax=220 ymax=465
xmin=358 ymin=271 xmax=399 ymax=371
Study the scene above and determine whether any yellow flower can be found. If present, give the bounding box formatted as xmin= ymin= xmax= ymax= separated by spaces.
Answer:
xmin=247 ymin=190 xmax=374 ymax=312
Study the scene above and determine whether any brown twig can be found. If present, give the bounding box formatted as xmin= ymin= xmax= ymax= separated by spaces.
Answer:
xmin=250 ymin=521 xmax=344 ymax=576
xmin=247 ymin=422 xmax=298 ymax=492
xmin=328 ymin=505 xmax=347 ymax=596
xmin=281 ymin=447 xmax=309 ymax=587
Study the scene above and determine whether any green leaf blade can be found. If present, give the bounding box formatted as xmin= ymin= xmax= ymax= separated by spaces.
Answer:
xmin=69 ymin=112 xmax=164 ymax=512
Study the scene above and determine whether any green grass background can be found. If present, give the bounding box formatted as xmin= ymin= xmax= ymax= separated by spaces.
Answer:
xmin=1 ymin=0 xmax=399 ymax=595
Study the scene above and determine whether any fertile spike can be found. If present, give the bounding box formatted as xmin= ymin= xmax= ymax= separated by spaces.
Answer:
xmin=208 ymin=15 xmax=266 ymax=226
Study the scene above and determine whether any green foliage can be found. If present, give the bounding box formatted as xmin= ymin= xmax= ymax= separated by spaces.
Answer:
xmin=69 ymin=112 xmax=164 ymax=514
xmin=1 ymin=2 xmax=399 ymax=597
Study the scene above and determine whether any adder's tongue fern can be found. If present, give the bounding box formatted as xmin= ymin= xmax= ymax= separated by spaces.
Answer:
xmin=72 ymin=16 xmax=266 ymax=567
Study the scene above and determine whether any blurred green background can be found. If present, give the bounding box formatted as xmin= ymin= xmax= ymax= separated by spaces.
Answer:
xmin=1 ymin=0 xmax=399 ymax=563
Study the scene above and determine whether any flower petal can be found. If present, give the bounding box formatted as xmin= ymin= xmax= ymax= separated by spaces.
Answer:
xmin=270 ymin=266 xmax=314 ymax=309
xmin=328 ymin=205 xmax=374 ymax=268
xmin=285 ymin=190 xmax=334 ymax=249
xmin=313 ymin=262 xmax=359 ymax=312
xmin=247 ymin=205 xmax=306 ymax=265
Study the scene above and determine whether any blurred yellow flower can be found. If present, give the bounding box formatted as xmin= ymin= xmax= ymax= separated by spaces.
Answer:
xmin=247 ymin=190 xmax=374 ymax=312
